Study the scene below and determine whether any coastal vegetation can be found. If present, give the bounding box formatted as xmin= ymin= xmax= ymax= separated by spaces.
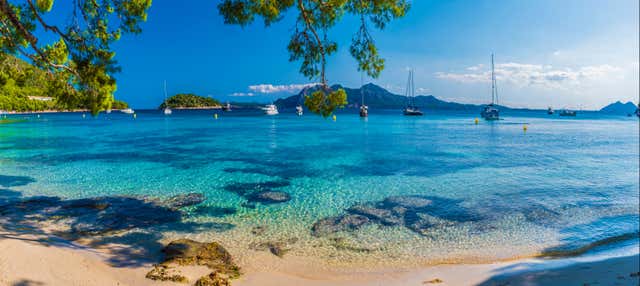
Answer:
xmin=0 ymin=52 xmax=128 ymax=112
xmin=159 ymin=93 xmax=221 ymax=109
xmin=218 ymin=0 xmax=410 ymax=117
xmin=0 ymin=0 xmax=151 ymax=115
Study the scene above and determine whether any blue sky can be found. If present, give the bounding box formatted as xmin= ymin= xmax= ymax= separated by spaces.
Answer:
xmin=43 ymin=0 xmax=639 ymax=109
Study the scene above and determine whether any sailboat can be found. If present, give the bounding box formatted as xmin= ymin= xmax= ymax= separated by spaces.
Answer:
xmin=222 ymin=102 xmax=231 ymax=112
xmin=359 ymin=74 xmax=368 ymax=117
xmin=481 ymin=54 xmax=500 ymax=120
xmin=296 ymin=105 xmax=303 ymax=116
xmin=547 ymin=107 xmax=554 ymax=115
xmin=163 ymin=81 xmax=172 ymax=115
xmin=403 ymin=69 xmax=423 ymax=116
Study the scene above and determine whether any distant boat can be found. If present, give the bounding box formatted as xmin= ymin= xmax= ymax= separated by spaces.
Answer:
xmin=559 ymin=109 xmax=576 ymax=117
xmin=402 ymin=69 xmax=423 ymax=116
xmin=635 ymin=104 xmax=640 ymax=118
xmin=547 ymin=107 xmax=554 ymax=115
xmin=121 ymin=108 xmax=135 ymax=114
xmin=481 ymin=54 xmax=500 ymax=120
xmin=222 ymin=102 xmax=232 ymax=112
xmin=263 ymin=104 xmax=279 ymax=115
xmin=163 ymin=81 xmax=172 ymax=115
xmin=359 ymin=75 xmax=368 ymax=117
xmin=296 ymin=105 xmax=303 ymax=116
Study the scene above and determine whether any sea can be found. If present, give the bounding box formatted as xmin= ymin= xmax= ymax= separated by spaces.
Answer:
xmin=1 ymin=108 xmax=638 ymax=268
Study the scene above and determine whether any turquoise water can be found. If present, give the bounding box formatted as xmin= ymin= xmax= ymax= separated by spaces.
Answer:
xmin=1 ymin=109 xmax=638 ymax=267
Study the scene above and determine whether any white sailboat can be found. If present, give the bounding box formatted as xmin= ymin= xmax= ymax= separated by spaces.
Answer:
xmin=359 ymin=73 xmax=368 ymax=117
xmin=403 ymin=69 xmax=423 ymax=116
xmin=295 ymin=105 xmax=303 ymax=116
xmin=163 ymin=81 xmax=172 ymax=115
xmin=263 ymin=104 xmax=279 ymax=115
xmin=481 ymin=54 xmax=500 ymax=120
xmin=222 ymin=102 xmax=232 ymax=112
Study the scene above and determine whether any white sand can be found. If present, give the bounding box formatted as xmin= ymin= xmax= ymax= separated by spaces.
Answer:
xmin=1 ymin=232 xmax=638 ymax=286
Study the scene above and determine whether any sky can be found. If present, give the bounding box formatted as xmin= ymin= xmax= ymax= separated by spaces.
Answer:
xmin=41 ymin=0 xmax=639 ymax=109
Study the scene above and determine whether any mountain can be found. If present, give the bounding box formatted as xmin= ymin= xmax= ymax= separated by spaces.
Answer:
xmin=275 ymin=83 xmax=487 ymax=110
xmin=599 ymin=101 xmax=638 ymax=114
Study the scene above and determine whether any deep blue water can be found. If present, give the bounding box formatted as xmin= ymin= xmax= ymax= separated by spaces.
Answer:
xmin=1 ymin=108 xmax=638 ymax=265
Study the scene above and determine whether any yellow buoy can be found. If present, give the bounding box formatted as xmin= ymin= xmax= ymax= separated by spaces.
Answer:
xmin=523 ymin=125 xmax=528 ymax=132
xmin=474 ymin=118 xmax=479 ymax=124
xmin=214 ymin=113 xmax=218 ymax=119
xmin=332 ymin=114 xmax=336 ymax=121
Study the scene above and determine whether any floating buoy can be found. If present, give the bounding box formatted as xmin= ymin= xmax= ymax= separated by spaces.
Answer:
xmin=214 ymin=113 xmax=218 ymax=119
xmin=523 ymin=125 xmax=528 ymax=132
xmin=37 ymin=114 xmax=40 ymax=118
xmin=332 ymin=114 xmax=336 ymax=121
xmin=133 ymin=113 xmax=137 ymax=119
xmin=82 ymin=113 xmax=86 ymax=118
xmin=474 ymin=118 xmax=479 ymax=124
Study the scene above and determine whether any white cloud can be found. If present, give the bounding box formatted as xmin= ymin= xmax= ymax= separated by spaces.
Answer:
xmin=248 ymin=83 xmax=319 ymax=94
xmin=416 ymin=87 xmax=430 ymax=94
xmin=435 ymin=62 xmax=621 ymax=89
xmin=230 ymin=92 xmax=255 ymax=97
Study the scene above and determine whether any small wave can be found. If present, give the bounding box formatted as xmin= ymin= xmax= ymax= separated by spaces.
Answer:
xmin=540 ymin=232 xmax=639 ymax=258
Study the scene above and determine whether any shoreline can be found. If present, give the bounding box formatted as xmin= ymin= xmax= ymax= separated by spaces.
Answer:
xmin=1 ymin=228 xmax=637 ymax=286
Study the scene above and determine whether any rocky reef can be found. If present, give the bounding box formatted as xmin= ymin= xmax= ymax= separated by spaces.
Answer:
xmin=312 ymin=195 xmax=480 ymax=237
xmin=0 ymin=193 xmax=206 ymax=237
xmin=146 ymin=239 xmax=241 ymax=285
xmin=223 ymin=180 xmax=292 ymax=206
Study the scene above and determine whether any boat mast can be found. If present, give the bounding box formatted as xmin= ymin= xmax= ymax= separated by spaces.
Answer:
xmin=361 ymin=72 xmax=365 ymax=106
xmin=164 ymin=80 xmax=168 ymax=107
xmin=491 ymin=54 xmax=497 ymax=105
xmin=411 ymin=69 xmax=415 ymax=107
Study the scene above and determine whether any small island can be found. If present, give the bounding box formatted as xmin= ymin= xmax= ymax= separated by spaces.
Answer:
xmin=159 ymin=93 xmax=221 ymax=109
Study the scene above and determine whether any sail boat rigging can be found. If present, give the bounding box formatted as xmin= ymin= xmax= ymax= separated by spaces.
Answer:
xmin=296 ymin=86 xmax=305 ymax=116
xmin=403 ymin=69 xmax=423 ymax=116
xmin=480 ymin=54 xmax=499 ymax=120
xmin=359 ymin=72 xmax=368 ymax=117
xmin=163 ymin=81 xmax=172 ymax=115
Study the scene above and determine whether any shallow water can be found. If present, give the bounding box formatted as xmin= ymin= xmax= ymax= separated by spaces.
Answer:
xmin=1 ymin=109 xmax=638 ymax=267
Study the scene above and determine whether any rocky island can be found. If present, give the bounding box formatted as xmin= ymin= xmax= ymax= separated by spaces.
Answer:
xmin=159 ymin=94 xmax=222 ymax=110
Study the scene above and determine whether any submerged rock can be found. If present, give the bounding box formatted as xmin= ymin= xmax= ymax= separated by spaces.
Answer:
xmin=251 ymin=225 xmax=267 ymax=236
xmin=311 ymin=195 xmax=479 ymax=237
xmin=164 ymin=193 xmax=206 ymax=209
xmin=249 ymin=237 xmax=298 ymax=258
xmin=382 ymin=195 xmax=433 ymax=209
xmin=1 ymin=195 xmax=183 ymax=236
xmin=330 ymin=237 xmax=376 ymax=253
xmin=246 ymin=190 xmax=291 ymax=204
xmin=347 ymin=203 xmax=403 ymax=226
xmin=311 ymin=214 xmax=370 ymax=237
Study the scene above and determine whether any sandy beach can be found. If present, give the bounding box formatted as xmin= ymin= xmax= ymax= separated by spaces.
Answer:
xmin=1 ymin=229 xmax=638 ymax=286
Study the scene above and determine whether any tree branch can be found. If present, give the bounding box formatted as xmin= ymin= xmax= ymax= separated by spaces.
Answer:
xmin=297 ymin=0 xmax=327 ymax=86
xmin=0 ymin=0 xmax=77 ymax=75
xmin=26 ymin=0 xmax=72 ymax=43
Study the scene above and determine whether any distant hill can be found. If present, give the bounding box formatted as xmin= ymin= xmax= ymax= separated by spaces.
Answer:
xmin=275 ymin=83 xmax=493 ymax=110
xmin=159 ymin=94 xmax=221 ymax=109
xmin=599 ymin=101 xmax=638 ymax=114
